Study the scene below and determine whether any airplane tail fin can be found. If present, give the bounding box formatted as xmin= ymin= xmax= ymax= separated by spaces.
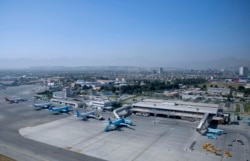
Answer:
xmin=65 ymin=106 xmax=69 ymax=112
xmin=108 ymin=118 xmax=112 ymax=125
xmin=5 ymin=97 xmax=9 ymax=101
xmin=104 ymin=125 xmax=110 ymax=132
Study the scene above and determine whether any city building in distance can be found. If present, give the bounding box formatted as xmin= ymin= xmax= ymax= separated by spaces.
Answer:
xmin=239 ymin=67 xmax=248 ymax=76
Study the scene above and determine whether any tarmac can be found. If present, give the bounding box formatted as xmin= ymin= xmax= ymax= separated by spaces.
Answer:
xmin=0 ymin=85 xmax=105 ymax=161
xmin=19 ymin=110 xmax=250 ymax=161
xmin=1 ymin=85 xmax=249 ymax=161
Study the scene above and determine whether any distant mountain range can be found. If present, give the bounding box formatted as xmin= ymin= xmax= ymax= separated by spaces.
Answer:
xmin=168 ymin=57 xmax=250 ymax=70
xmin=0 ymin=57 xmax=249 ymax=71
xmin=28 ymin=66 xmax=144 ymax=71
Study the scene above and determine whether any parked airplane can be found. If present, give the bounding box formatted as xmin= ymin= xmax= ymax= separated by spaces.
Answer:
xmin=75 ymin=109 xmax=103 ymax=120
xmin=31 ymin=102 xmax=52 ymax=110
xmin=207 ymin=128 xmax=224 ymax=135
xmin=206 ymin=133 xmax=217 ymax=139
xmin=104 ymin=117 xmax=132 ymax=132
xmin=5 ymin=97 xmax=27 ymax=104
xmin=244 ymin=119 xmax=250 ymax=126
xmin=48 ymin=105 xmax=70 ymax=113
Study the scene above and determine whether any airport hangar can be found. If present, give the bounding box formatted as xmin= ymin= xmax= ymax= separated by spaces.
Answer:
xmin=50 ymin=98 xmax=84 ymax=108
xmin=131 ymin=99 xmax=223 ymax=130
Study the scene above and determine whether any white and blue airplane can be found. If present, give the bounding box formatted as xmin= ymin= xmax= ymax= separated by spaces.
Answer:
xmin=48 ymin=105 xmax=70 ymax=113
xmin=31 ymin=102 xmax=52 ymax=110
xmin=207 ymin=128 xmax=224 ymax=135
xmin=104 ymin=117 xmax=132 ymax=132
xmin=75 ymin=109 xmax=103 ymax=120
xmin=244 ymin=119 xmax=250 ymax=126
xmin=5 ymin=97 xmax=27 ymax=104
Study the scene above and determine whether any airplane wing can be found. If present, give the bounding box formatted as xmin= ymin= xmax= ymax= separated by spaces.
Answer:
xmin=87 ymin=114 xmax=95 ymax=118
xmin=86 ymin=113 xmax=103 ymax=120
xmin=119 ymin=123 xmax=130 ymax=127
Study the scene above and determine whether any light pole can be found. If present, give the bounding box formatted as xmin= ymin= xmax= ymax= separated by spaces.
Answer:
xmin=196 ymin=108 xmax=199 ymax=121
xmin=154 ymin=104 xmax=156 ymax=124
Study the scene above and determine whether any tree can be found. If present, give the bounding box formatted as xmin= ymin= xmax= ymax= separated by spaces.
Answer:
xmin=238 ymin=86 xmax=245 ymax=91
xmin=37 ymin=90 xmax=53 ymax=99
xmin=112 ymin=102 xmax=122 ymax=109
xmin=227 ymin=94 xmax=232 ymax=102
xmin=82 ymin=85 xmax=91 ymax=90
xmin=201 ymin=84 xmax=207 ymax=91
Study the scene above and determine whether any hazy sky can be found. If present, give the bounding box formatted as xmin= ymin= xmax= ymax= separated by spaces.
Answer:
xmin=0 ymin=0 xmax=250 ymax=68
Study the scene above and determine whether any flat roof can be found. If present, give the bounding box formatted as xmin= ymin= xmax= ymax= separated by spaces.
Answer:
xmin=50 ymin=98 xmax=81 ymax=104
xmin=143 ymin=99 xmax=218 ymax=108
xmin=132 ymin=99 xmax=218 ymax=114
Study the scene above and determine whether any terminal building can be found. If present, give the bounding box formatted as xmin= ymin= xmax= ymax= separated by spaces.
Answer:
xmin=50 ymin=98 xmax=84 ymax=108
xmin=207 ymin=87 xmax=231 ymax=96
xmin=53 ymin=87 xmax=73 ymax=99
xmin=131 ymin=99 xmax=223 ymax=131
xmin=88 ymin=100 xmax=112 ymax=109
xmin=239 ymin=66 xmax=248 ymax=76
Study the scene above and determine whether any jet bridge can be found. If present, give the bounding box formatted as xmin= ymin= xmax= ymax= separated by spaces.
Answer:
xmin=113 ymin=105 xmax=131 ymax=119
xmin=196 ymin=113 xmax=209 ymax=131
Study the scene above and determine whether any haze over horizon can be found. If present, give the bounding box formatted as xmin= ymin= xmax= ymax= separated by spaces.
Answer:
xmin=0 ymin=0 xmax=250 ymax=69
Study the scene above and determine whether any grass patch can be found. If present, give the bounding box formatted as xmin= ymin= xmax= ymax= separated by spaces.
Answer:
xmin=235 ymin=104 xmax=240 ymax=113
xmin=108 ymin=95 xmax=119 ymax=99
xmin=244 ymin=103 xmax=250 ymax=114
xmin=0 ymin=154 xmax=15 ymax=161
xmin=121 ymin=95 xmax=137 ymax=103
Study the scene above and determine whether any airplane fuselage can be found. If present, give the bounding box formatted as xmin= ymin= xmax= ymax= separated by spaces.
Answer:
xmin=104 ymin=118 xmax=132 ymax=132
xmin=33 ymin=103 xmax=51 ymax=109
xmin=111 ymin=118 xmax=132 ymax=126
xmin=5 ymin=97 xmax=27 ymax=104
xmin=111 ymin=119 xmax=125 ymax=126
xmin=75 ymin=110 xmax=103 ymax=120
xmin=207 ymin=128 xmax=223 ymax=135
xmin=48 ymin=106 xmax=70 ymax=113
xmin=82 ymin=111 xmax=95 ymax=118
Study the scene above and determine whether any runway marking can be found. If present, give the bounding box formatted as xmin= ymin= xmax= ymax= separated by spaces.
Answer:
xmin=131 ymin=128 xmax=172 ymax=161
xmin=74 ymin=149 xmax=82 ymax=153
xmin=80 ymin=131 xmax=117 ymax=150
xmin=0 ymin=143 xmax=50 ymax=161
xmin=69 ymin=130 xmax=115 ymax=150
xmin=65 ymin=146 xmax=72 ymax=149
xmin=0 ymin=154 xmax=16 ymax=161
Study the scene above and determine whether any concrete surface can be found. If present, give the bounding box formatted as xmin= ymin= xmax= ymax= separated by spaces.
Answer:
xmin=20 ymin=112 xmax=250 ymax=161
xmin=1 ymin=85 xmax=249 ymax=161
xmin=0 ymin=85 xmax=105 ymax=161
